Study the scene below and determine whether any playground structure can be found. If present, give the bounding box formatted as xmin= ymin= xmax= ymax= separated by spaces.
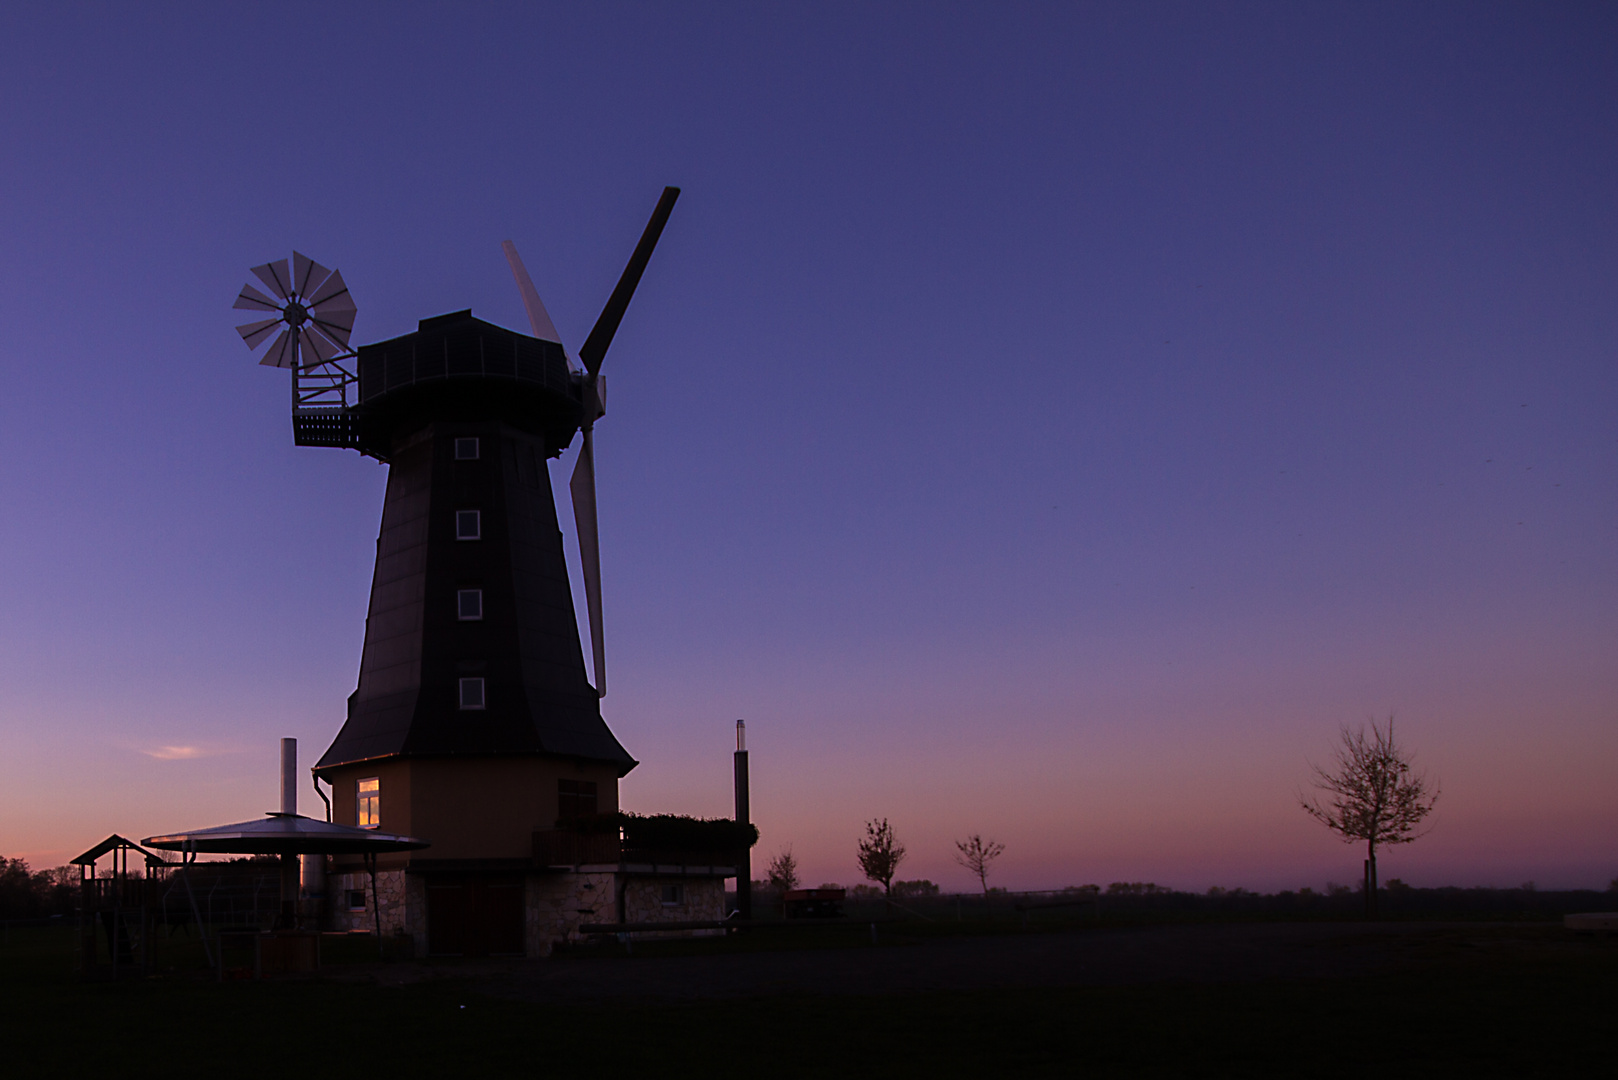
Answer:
xmin=72 ymin=835 xmax=172 ymax=980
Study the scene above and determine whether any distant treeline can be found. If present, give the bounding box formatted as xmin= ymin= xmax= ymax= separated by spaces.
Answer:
xmin=741 ymin=878 xmax=1618 ymax=920
xmin=1073 ymin=882 xmax=1617 ymax=920
xmin=0 ymin=858 xmax=76 ymax=920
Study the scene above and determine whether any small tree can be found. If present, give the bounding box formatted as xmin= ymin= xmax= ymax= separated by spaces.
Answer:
xmin=1302 ymin=716 xmax=1439 ymax=918
xmin=953 ymin=835 xmax=1005 ymax=899
xmin=856 ymin=818 xmax=906 ymax=903
xmin=766 ymin=848 xmax=799 ymax=893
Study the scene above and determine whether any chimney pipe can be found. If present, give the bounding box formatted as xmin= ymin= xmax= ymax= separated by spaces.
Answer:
xmin=280 ymin=738 xmax=297 ymax=815
xmin=277 ymin=738 xmax=299 ymax=928
xmin=734 ymin=720 xmax=750 ymax=922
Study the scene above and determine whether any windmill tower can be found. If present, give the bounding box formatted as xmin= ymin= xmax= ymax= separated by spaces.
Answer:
xmin=234 ymin=189 xmax=681 ymax=956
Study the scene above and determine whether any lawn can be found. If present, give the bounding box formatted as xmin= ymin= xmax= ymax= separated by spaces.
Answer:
xmin=3 ymin=919 xmax=1613 ymax=1076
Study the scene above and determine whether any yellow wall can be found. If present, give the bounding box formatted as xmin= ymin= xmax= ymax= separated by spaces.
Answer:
xmin=319 ymin=756 xmax=620 ymax=867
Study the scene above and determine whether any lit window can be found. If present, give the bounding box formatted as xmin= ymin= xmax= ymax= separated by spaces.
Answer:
xmin=454 ymin=437 xmax=480 ymax=460
xmin=357 ymin=777 xmax=380 ymax=829
xmin=455 ymin=510 xmax=481 ymax=540
xmin=660 ymin=883 xmax=684 ymax=906
xmin=459 ymin=677 xmax=486 ymax=710
xmin=457 ymin=589 xmax=483 ymax=620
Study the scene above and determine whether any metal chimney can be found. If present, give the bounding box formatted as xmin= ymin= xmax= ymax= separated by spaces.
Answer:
xmin=734 ymin=720 xmax=750 ymax=921
xmin=276 ymin=738 xmax=299 ymax=926
xmin=280 ymin=738 xmax=297 ymax=815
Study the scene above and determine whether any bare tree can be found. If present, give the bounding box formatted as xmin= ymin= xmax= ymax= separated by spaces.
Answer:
xmin=766 ymin=847 xmax=799 ymax=893
xmin=856 ymin=818 xmax=906 ymax=903
xmin=1302 ymin=717 xmax=1439 ymax=918
xmin=953 ymin=835 xmax=1005 ymax=899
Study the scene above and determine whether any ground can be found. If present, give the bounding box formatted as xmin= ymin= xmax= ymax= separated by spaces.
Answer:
xmin=4 ymin=916 xmax=1613 ymax=1075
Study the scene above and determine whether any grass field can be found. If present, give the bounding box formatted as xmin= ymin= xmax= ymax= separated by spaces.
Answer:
xmin=4 ymin=918 xmax=1614 ymax=1076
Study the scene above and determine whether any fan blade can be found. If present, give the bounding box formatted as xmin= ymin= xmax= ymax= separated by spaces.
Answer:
xmin=307 ymin=319 xmax=349 ymax=354
xmin=307 ymin=267 xmax=351 ymax=309
xmin=292 ymin=251 xmax=332 ymax=299
xmin=310 ymin=288 xmax=356 ymax=346
xmin=570 ymin=430 xmax=606 ymax=697
xmin=237 ymin=318 xmax=283 ymax=350
xmin=251 ymin=259 xmax=292 ymax=300
xmin=577 ymin=186 xmax=680 ymax=375
xmin=310 ymin=313 xmax=354 ymax=349
xmin=501 ymin=240 xmax=567 ymax=348
xmin=259 ymin=328 xmax=296 ymax=368
xmin=299 ymin=327 xmax=338 ymax=366
xmin=234 ymin=284 xmax=281 ymax=312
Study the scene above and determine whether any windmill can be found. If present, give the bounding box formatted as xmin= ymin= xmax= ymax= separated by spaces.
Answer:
xmin=233 ymin=251 xmax=357 ymax=369
xmin=232 ymin=189 xmax=681 ymax=957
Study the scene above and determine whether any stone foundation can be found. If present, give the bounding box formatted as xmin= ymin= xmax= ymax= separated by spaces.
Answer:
xmin=319 ymin=867 xmax=725 ymax=957
xmin=524 ymin=871 xmax=615 ymax=956
xmin=325 ymin=869 xmax=425 ymax=952
xmin=621 ymin=877 xmax=726 ymax=937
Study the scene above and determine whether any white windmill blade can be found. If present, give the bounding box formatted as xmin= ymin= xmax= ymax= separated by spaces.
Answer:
xmin=234 ymin=284 xmax=281 ymax=312
xmin=501 ymin=240 xmax=581 ymax=372
xmin=259 ymin=328 xmax=297 ymax=368
xmin=307 ymin=267 xmax=351 ymax=309
xmin=570 ymin=430 xmax=606 ymax=697
xmin=251 ymin=259 xmax=292 ymax=300
xmin=237 ymin=318 xmax=282 ymax=350
xmin=292 ymin=251 xmax=332 ymax=299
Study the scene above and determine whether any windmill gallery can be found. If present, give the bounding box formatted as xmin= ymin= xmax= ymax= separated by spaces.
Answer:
xmin=112 ymin=188 xmax=760 ymax=961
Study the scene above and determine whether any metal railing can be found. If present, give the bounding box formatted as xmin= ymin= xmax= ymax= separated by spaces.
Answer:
xmin=294 ymin=355 xmax=357 ymax=411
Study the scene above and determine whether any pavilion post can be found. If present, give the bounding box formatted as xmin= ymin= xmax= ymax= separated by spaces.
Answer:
xmin=180 ymin=844 xmax=213 ymax=969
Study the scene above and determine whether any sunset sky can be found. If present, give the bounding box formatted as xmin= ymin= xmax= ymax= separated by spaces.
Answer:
xmin=0 ymin=2 xmax=1613 ymax=893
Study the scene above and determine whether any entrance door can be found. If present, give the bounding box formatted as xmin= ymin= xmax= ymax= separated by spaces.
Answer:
xmin=426 ymin=876 xmax=524 ymax=956
xmin=425 ymin=881 xmax=468 ymax=956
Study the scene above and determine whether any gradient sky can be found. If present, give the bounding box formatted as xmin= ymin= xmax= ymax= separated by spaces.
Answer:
xmin=1 ymin=2 xmax=1613 ymax=893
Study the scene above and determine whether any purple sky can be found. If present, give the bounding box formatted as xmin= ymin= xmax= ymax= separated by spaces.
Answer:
xmin=1 ymin=2 xmax=1613 ymax=892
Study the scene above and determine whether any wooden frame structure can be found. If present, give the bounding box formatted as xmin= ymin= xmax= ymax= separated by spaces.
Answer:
xmin=72 ymin=835 xmax=173 ymax=981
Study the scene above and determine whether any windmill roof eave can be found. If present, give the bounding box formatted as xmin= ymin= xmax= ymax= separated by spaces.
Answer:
xmin=312 ymin=746 xmax=639 ymax=778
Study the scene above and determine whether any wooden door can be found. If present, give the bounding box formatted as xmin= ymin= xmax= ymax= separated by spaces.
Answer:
xmin=426 ymin=881 xmax=468 ymax=956
xmin=426 ymin=876 xmax=524 ymax=956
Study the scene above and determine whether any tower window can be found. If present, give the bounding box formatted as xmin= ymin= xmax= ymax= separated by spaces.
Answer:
xmin=357 ymin=777 xmax=380 ymax=829
xmin=558 ymin=778 xmax=598 ymax=822
xmin=660 ymin=883 xmax=685 ymax=906
xmin=457 ymin=589 xmax=483 ymax=620
xmin=459 ymin=677 xmax=486 ymax=710
xmin=455 ymin=510 xmax=481 ymax=540
xmin=454 ymin=437 xmax=480 ymax=460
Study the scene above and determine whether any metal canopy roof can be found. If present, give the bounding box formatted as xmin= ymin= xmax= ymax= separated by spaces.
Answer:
xmin=142 ymin=813 xmax=428 ymax=856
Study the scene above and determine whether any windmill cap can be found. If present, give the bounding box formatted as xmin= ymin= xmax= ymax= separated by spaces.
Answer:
xmin=418 ymin=309 xmax=474 ymax=331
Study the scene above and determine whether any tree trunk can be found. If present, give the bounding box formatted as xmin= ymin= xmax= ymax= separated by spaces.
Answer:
xmin=1364 ymin=851 xmax=1379 ymax=920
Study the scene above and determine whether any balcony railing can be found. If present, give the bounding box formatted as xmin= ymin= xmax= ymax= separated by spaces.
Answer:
xmin=531 ymin=829 xmax=621 ymax=867
xmin=531 ymin=830 xmax=738 ymax=873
